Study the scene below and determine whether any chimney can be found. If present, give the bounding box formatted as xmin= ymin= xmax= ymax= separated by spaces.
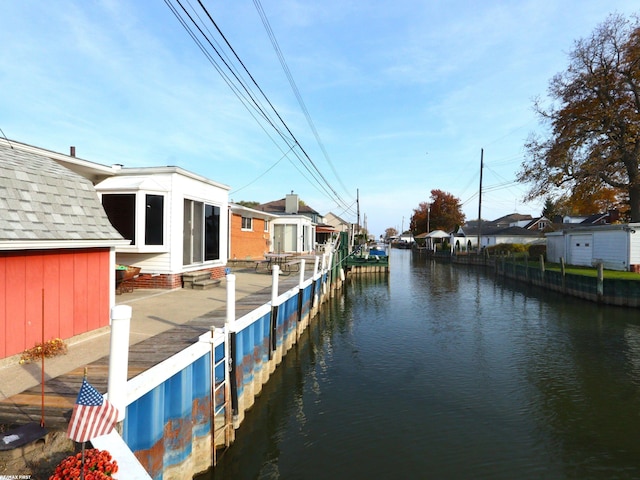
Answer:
xmin=70 ymin=146 xmax=76 ymax=157
xmin=285 ymin=191 xmax=299 ymax=214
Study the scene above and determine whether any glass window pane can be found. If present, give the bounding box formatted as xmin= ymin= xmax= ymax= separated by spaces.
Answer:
xmin=193 ymin=201 xmax=203 ymax=262
xmin=183 ymin=199 xmax=192 ymax=265
xmin=145 ymin=194 xmax=164 ymax=245
xmin=205 ymin=205 xmax=220 ymax=261
xmin=102 ymin=194 xmax=136 ymax=245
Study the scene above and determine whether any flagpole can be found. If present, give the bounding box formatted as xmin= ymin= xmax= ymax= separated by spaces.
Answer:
xmin=81 ymin=367 xmax=88 ymax=480
xmin=41 ymin=289 xmax=45 ymax=428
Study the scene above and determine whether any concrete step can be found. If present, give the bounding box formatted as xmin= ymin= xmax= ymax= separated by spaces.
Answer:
xmin=183 ymin=271 xmax=212 ymax=288
xmin=193 ymin=279 xmax=221 ymax=290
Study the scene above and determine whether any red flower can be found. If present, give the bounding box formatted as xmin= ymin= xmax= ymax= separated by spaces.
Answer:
xmin=50 ymin=449 xmax=118 ymax=479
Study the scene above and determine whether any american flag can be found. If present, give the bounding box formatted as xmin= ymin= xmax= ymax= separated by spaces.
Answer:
xmin=67 ymin=379 xmax=119 ymax=443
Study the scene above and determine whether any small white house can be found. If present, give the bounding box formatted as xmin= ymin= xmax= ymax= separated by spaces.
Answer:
xmin=256 ymin=193 xmax=317 ymax=254
xmin=451 ymin=225 xmax=542 ymax=251
xmin=96 ymin=167 xmax=230 ymax=287
xmin=546 ymin=224 xmax=640 ymax=271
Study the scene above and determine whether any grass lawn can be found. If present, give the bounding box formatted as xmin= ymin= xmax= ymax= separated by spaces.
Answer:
xmin=516 ymin=260 xmax=640 ymax=280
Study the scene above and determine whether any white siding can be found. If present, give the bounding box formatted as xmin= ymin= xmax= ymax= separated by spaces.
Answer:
xmin=98 ymin=169 xmax=229 ymax=275
xmin=171 ymin=173 xmax=228 ymax=272
xmin=118 ymin=252 xmax=171 ymax=273
xmin=546 ymin=234 xmax=564 ymax=263
xmin=592 ymin=230 xmax=628 ymax=270
xmin=271 ymin=216 xmax=314 ymax=253
xmin=568 ymin=234 xmax=593 ymax=266
xmin=630 ymin=229 xmax=640 ymax=266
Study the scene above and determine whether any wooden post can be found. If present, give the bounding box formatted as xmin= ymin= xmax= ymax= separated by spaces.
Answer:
xmin=597 ymin=262 xmax=604 ymax=300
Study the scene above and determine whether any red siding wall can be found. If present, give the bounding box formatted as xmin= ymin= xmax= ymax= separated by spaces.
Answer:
xmin=0 ymin=249 xmax=111 ymax=360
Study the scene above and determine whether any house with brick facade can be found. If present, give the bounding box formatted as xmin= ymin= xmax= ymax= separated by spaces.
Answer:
xmin=229 ymin=203 xmax=276 ymax=260
xmin=0 ymin=142 xmax=127 ymax=362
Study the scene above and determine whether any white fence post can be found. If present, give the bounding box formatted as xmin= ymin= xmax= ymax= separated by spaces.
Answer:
xmin=226 ymin=274 xmax=236 ymax=325
xmin=108 ymin=304 xmax=132 ymax=422
xmin=298 ymin=259 xmax=306 ymax=287
xmin=271 ymin=265 xmax=280 ymax=304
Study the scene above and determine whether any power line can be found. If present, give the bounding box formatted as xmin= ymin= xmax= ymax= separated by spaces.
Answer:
xmin=173 ymin=0 xmax=352 ymax=213
xmin=230 ymin=145 xmax=294 ymax=195
xmin=252 ymin=0 xmax=352 ymax=202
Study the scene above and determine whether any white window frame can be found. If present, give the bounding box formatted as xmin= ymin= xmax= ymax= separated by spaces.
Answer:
xmin=241 ymin=216 xmax=253 ymax=231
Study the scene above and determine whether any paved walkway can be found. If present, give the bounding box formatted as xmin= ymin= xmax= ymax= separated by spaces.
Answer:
xmin=0 ymin=268 xmax=291 ymax=403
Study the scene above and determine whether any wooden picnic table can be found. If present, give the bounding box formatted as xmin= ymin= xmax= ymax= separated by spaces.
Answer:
xmin=255 ymin=253 xmax=294 ymax=273
xmin=264 ymin=253 xmax=292 ymax=265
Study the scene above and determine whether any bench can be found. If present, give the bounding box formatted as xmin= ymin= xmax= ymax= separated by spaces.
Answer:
xmin=281 ymin=259 xmax=302 ymax=275
xmin=255 ymin=259 xmax=271 ymax=272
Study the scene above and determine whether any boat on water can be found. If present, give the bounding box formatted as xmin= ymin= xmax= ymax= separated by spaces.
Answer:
xmin=368 ymin=244 xmax=387 ymax=257
xmin=344 ymin=243 xmax=389 ymax=270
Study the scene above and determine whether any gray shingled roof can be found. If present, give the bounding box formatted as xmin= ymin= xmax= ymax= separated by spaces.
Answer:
xmin=0 ymin=143 xmax=124 ymax=242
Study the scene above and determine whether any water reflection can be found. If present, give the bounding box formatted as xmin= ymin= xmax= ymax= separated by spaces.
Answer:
xmin=206 ymin=250 xmax=640 ymax=480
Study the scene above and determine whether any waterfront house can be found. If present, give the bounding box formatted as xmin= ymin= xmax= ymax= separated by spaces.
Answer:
xmin=452 ymin=220 xmax=544 ymax=251
xmin=256 ymin=193 xmax=317 ymax=254
xmin=0 ymin=142 xmax=127 ymax=361
xmin=229 ymin=202 xmax=276 ymax=260
xmin=546 ymin=223 xmax=640 ymax=271
xmin=324 ymin=212 xmax=351 ymax=234
xmin=95 ymin=167 xmax=230 ymax=288
xmin=10 ymin=139 xmax=231 ymax=290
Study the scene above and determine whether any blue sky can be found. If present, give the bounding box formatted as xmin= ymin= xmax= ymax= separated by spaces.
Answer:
xmin=2 ymin=1 xmax=638 ymax=237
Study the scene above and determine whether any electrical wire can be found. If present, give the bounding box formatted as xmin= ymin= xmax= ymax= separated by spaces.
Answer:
xmin=164 ymin=0 xmax=353 ymax=216
xmin=252 ymin=0 xmax=352 ymax=201
xmin=194 ymin=0 xmax=351 ymax=211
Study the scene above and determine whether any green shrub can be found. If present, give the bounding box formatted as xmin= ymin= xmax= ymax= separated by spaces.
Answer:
xmin=486 ymin=243 xmax=528 ymax=255
xmin=528 ymin=243 xmax=546 ymax=260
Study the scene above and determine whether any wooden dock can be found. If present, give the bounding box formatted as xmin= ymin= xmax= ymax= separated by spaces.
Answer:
xmin=0 ymin=274 xmax=301 ymax=431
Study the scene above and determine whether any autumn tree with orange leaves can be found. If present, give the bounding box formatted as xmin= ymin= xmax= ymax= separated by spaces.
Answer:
xmin=410 ymin=189 xmax=465 ymax=235
xmin=518 ymin=13 xmax=640 ymax=221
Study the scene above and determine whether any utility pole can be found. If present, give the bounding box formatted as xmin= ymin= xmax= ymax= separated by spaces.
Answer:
xmin=477 ymin=148 xmax=484 ymax=253
xmin=356 ymin=188 xmax=361 ymax=244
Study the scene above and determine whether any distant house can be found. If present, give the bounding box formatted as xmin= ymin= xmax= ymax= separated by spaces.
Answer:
xmin=453 ymin=214 xmax=544 ymax=251
xmin=415 ymin=230 xmax=449 ymax=250
xmin=256 ymin=193 xmax=317 ymax=254
xmin=490 ymin=213 xmax=533 ymax=228
xmin=559 ymin=210 xmax=621 ymax=226
xmin=546 ymin=223 xmax=640 ymax=271
xmin=518 ymin=216 xmax=552 ymax=232
xmin=0 ymin=142 xmax=127 ymax=361
xmin=324 ymin=212 xmax=351 ymax=233
xmin=229 ymin=203 xmax=276 ymax=260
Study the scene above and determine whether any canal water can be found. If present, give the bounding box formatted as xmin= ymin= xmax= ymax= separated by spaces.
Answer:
xmin=207 ymin=249 xmax=640 ymax=480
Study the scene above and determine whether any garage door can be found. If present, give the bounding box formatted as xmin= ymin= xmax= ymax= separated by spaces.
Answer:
xmin=569 ymin=234 xmax=593 ymax=266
